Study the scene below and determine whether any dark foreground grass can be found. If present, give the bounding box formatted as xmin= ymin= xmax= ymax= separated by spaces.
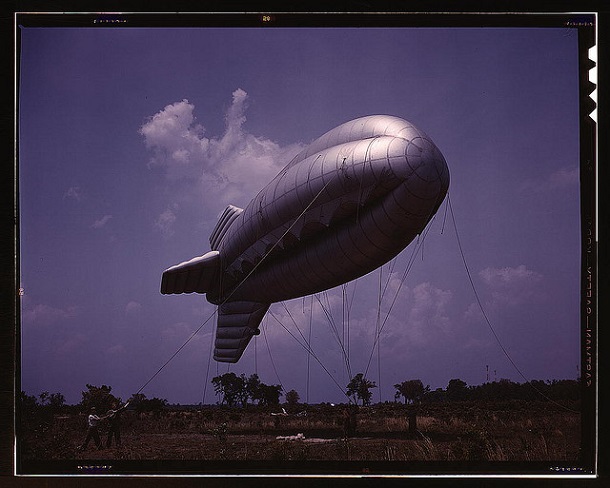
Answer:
xmin=19 ymin=401 xmax=580 ymax=463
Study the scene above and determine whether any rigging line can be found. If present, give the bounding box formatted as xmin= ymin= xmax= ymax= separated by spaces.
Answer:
xmin=332 ymin=287 xmax=353 ymax=381
xmin=218 ymin=175 xmax=336 ymax=309
xmin=380 ymin=216 xmax=436 ymax=334
xmin=441 ymin=192 xmax=450 ymax=235
xmin=202 ymin=309 xmax=217 ymax=406
xmin=261 ymin=317 xmax=284 ymax=392
xmin=346 ymin=278 xmax=358 ymax=363
xmin=324 ymin=291 xmax=344 ymax=349
xmin=446 ymin=195 xmax=579 ymax=414
xmin=363 ymin=218 xmax=436 ymax=377
xmin=317 ymin=293 xmax=346 ymax=367
xmin=342 ymin=283 xmax=353 ymax=380
xmin=316 ymin=292 xmax=352 ymax=379
xmin=380 ymin=257 xmax=399 ymax=305
xmin=307 ymin=295 xmax=313 ymax=404
xmin=268 ymin=308 xmax=352 ymax=402
xmin=325 ymin=289 xmax=347 ymax=355
xmin=316 ymin=292 xmax=343 ymax=350
xmin=280 ymin=301 xmax=310 ymax=347
xmin=364 ymin=232 xmax=426 ymax=379
xmin=286 ymin=296 xmax=345 ymax=389
xmin=342 ymin=284 xmax=347 ymax=363
xmin=377 ymin=266 xmax=383 ymax=403
xmin=135 ymin=311 xmax=216 ymax=396
xmin=254 ymin=334 xmax=258 ymax=376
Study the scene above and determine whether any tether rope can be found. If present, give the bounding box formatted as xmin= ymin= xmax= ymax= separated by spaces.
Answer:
xmin=446 ymin=195 xmax=579 ymax=414
xmin=201 ymin=309 xmax=216 ymax=405
xmin=306 ymin=295 xmax=313 ymax=403
xmin=261 ymin=318 xmax=284 ymax=391
xmin=364 ymin=215 xmax=436 ymax=377
xmin=315 ymin=292 xmax=352 ymax=379
xmin=268 ymin=308 xmax=352 ymax=402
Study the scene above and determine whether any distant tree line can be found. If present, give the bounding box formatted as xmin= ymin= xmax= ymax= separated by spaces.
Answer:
xmin=394 ymin=378 xmax=580 ymax=404
xmin=19 ymin=376 xmax=579 ymax=417
xmin=20 ymin=384 xmax=170 ymax=419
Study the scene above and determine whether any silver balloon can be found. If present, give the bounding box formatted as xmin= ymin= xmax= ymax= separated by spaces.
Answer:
xmin=161 ymin=115 xmax=450 ymax=362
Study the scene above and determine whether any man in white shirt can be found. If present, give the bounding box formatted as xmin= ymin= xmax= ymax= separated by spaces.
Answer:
xmin=78 ymin=406 xmax=103 ymax=450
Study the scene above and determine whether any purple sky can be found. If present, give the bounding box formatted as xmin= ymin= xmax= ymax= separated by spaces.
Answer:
xmin=19 ymin=25 xmax=582 ymax=405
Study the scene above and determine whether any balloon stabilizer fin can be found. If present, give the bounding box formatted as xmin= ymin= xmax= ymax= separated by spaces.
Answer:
xmin=161 ymin=251 xmax=220 ymax=295
xmin=213 ymin=301 xmax=270 ymax=363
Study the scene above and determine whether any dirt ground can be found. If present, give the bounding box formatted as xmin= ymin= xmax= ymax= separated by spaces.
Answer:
xmin=21 ymin=401 xmax=580 ymax=466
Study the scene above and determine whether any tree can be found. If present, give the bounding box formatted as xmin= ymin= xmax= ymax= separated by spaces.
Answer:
xmin=346 ymin=373 xmax=377 ymax=406
xmin=80 ymin=384 xmax=120 ymax=412
xmin=212 ymin=373 xmax=246 ymax=407
xmin=212 ymin=372 xmax=283 ymax=407
xmin=446 ymin=378 xmax=468 ymax=401
xmin=285 ymin=389 xmax=300 ymax=409
xmin=129 ymin=393 xmax=146 ymax=412
xmin=126 ymin=393 xmax=168 ymax=415
xmin=47 ymin=392 xmax=66 ymax=411
xmin=394 ymin=380 xmax=428 ymax=404
xmin=20 ymin=391 xmax=38 ymax=411
xmin=257 ymin=384 xmax=283 ymax=406
xmin=245 ymin=373 xmax=262 ymax=406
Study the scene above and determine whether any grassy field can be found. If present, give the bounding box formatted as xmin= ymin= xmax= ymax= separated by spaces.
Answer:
xmin=19 ymin=401 xmax=581 ymax=464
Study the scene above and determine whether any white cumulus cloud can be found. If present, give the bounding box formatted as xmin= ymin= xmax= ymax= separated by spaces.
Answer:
xmin=140 ymin=89 xmax=304 ymax=208
xmin=478 ymin=264 xmax=544 ymax=308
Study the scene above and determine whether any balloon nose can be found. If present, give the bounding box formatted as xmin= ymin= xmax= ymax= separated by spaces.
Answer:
xmin=401 ymin=137 xmax=449 ymax=201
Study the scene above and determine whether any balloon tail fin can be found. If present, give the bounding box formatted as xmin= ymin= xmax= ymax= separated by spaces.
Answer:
xmin=214 ymin=301 xmax=270 ymax=363
xmin=161 ymin=250 xmax=220 ymax=295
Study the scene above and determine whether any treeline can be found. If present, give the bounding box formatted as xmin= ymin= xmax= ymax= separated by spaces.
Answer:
xmin=20 ymin=384 xmax=170 ymax=416
xmin=394 ymin=378 xmax=580 ymax=404
xmin=20 ymin=377 xmax=580 ymax=415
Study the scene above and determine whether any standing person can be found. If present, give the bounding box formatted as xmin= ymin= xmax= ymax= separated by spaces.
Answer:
xmin=105 ymin=401 xmax=129 ymax=448
xmin=79 ymin=407 xmax=103 ymax=450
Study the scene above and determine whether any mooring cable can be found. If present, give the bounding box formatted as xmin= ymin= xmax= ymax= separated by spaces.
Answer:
xmin=268 ymin=308 xmax=352 ymax=402
xmin=446 ymin=194 xmax=579 ymax=414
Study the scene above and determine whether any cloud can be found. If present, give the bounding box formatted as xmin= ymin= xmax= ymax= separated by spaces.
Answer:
xmin=91 ymin=214 xmax=113 ymax=229
xmin=155 ymin=206 xmax=178 ymax=239
xmin=161 ymin=321 xmax=211 ymax=346
xmin=63 ymin=186 xmax=83 ymax=201
xmin=479 ymin=264 xmax=542 ymax=288
xmin=477 ymin=264 xmax=544 ymax=309
xmin=140 ymin=89 xmax=305 ymax=208
xmin=22 ymin=303 xmax=80 ymax=327
xmin=404 ymin=282 xmax=453 ymax=345
xmin=140 ymin=98 xmax=209 ymax=180
xmin=519 ymin=165 xmax=579 ymax=194
xmin=56 ymin=333 xmax=87 ymax=355
xmin=125 ymin=301 xmax=142 ymax=315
